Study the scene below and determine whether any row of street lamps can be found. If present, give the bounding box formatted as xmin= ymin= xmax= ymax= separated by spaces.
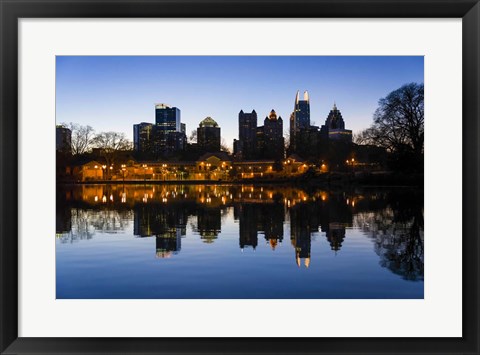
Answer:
xmin=95 ymin=158 xmax=357 ymax=182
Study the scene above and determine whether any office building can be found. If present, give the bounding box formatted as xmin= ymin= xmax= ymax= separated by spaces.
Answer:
xmin=154 ymin=103 xmax=182 ymax=152
xmin=290 ymin=91 xmax=310 ymax=152
xmin=197 ymin=116 xmax=221 ymax=153
xmin=56 ymin=125 xmax=72 ymax=154
xmin=320 ymin=103 xmax=352 ymax=143
xmin=262 ymin=109 xmax=284 ymax=160
xmin=133 ymin=122 xmax=154 ymax=153
xmin=237 ymin=110 xmax=258 ymax=160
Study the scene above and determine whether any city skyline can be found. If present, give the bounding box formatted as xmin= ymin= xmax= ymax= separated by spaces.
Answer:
xmin=56 ymin=56 xmax=424 ymax=149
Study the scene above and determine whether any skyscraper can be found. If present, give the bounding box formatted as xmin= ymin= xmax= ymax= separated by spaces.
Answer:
xmin=263 ymin=109 xmax=284 ymax=160
xmin=238 ymin=110 xmax=258 ymax=160
xmin=133 ymin=122 xmax=154 ymax=153
xmin=56 ymin=125 xmax=72 ymax=155
xmin=133 ymin=103 xmax=186 ymax=159
xmin=197 ymin=116 xmax=221 ymax=153
xmin=320 ymin=103 xmax=352 ymax=142
xmin=154 ymin=103 xmax=181 ymax=152
xmin=290 ymin=91 xmax=310 ymax=152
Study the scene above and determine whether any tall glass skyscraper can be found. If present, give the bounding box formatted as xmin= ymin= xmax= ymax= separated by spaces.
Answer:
xmin=237 ymin=110 xmax=258 ymax=160
xmin=290 ymin=91 xmax=310 ymax=152
xmin=133 ymin=122 xmax=154 ymax=152
xmin=155 ymin=103 xmax=181 ymax=151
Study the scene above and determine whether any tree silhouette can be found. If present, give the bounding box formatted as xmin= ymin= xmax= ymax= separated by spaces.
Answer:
xmin=357 ymin=83 xmax=424 ymax=171
xmin=61 ymin=122 xmax=95 ymax=155
xmin=92 ymin=131 xmax=132 ymax=166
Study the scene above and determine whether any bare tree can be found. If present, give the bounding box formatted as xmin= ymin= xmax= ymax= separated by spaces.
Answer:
xmin=189 ymin=129 xmax=197 ymax=144
xmin=358 ymin=83 xmax=424 ymax=157
xmin=61 ymin=122 xmax=95 ymax=155
xmin=220 ymin=138 xmax=231 ymax=154
xmin=284 ymin=132 xmax=290 ymax=152
xmin=92 ymin=131 xmax=132 ymax=166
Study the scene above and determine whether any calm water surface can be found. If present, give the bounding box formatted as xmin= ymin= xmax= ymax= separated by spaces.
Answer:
xmin=56 ymin=184 xmax=423 ymax=299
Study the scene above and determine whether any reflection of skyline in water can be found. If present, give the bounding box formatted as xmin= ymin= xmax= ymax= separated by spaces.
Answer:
xmin=57 ymin=184 xmax=423 ymax=279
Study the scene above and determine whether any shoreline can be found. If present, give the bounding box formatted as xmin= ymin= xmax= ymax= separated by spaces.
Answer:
xmin=57 ymin=174 xmax=424 ymax=189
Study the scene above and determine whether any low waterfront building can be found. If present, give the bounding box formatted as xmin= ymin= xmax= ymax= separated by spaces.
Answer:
xmin=195 ymin=152 xmax=232 ymax=180
xmin=74 ymin=161 xmax=104 ymax=181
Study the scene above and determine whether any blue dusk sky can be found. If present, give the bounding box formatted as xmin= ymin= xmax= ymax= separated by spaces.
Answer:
xmin=56 ymin=56 xmax=424 ymax=149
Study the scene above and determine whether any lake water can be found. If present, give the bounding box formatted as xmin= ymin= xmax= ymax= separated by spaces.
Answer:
xmin=56 ymin=184 xmax=424 ymax=299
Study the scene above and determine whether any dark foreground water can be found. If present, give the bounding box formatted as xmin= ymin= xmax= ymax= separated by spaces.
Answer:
xmin=56 ymin=184 xmax=424 ymax=299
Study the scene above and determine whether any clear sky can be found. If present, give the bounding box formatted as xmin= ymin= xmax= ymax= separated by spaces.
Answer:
xmin=56 ymin=56 xmax=423 ymax=149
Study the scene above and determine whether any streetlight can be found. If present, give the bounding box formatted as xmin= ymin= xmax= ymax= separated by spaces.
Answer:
xmin=162 ymin=163 xmax=167 ymax=181
xmin=142 ymin=164 xmax=148 ymax=183
xmin=346 ymin=159 xmax=355 ymax=172
xmin=121 ymin=164 xmax=126 ymax=183
xmin=102 ymin=165 xmax=107 ymax=180
xmin=206 ymin=163 xmax=211 ymax=180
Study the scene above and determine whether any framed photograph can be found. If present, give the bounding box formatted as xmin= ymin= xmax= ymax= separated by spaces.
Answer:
xmin=1 ymin=0 xmax=478 ymax=354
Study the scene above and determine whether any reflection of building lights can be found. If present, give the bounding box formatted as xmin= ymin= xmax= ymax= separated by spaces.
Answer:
xmin=94 ymin=196 xmax=98 ymax=202
xmin=110 ymin=194 xmax=113 ymax=201
xmin=102 ymin=195 xmax=107 ymax=203
xmin=121 ymin=193 xmax=126 ymax=203
xmin=287 ymin=200 xmax=291 ymax=207
xmin=347 ymin=198 xmax=349 ymax=205
xmin=352 ymin=200 xmax=355 ymax=207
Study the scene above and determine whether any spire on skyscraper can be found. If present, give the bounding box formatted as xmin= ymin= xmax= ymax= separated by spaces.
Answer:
xmin=295 ymin=90 xmax=300 ymax=105
xmin=304 ymin=91 xmax=309 ymax=102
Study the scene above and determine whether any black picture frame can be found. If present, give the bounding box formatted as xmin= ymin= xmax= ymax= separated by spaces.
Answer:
xmin=1 ymin=1 xmax=478 ymax=354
